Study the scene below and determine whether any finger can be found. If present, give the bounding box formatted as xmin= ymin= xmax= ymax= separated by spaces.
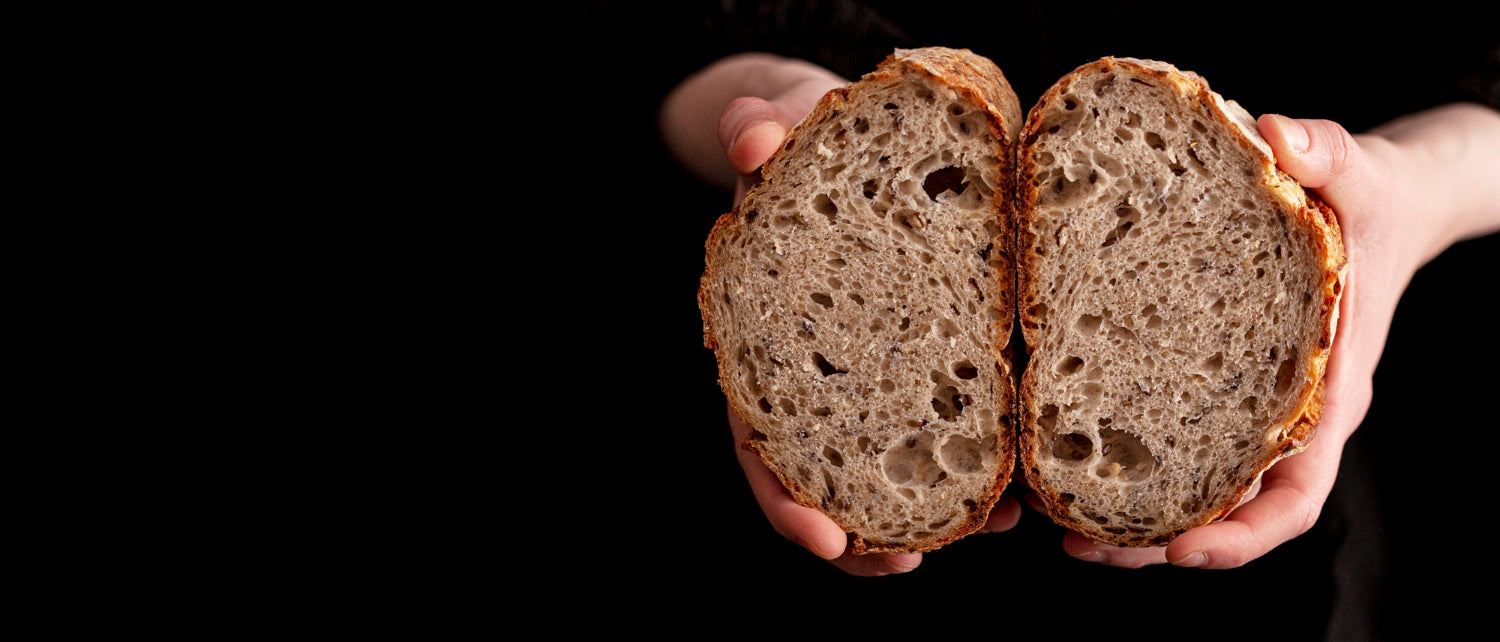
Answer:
xmin=1023 ymin=488 xmax=1048 ymax=514
xmin=726 ymin=406 xmax=849 ymax=560
xmin=828 ymin=551 xmax=923 ymax=576
xmin=718 ymin=97 xmax=794 ymax=176
xmin=1163 ymin=425 xmax=1342 ymax=568
xmin=1257 ymin=114 xmax=1373 ymax=209
xmin=1063 ymin=533 xmax=1168 ymax=568
xmin=734 ymin=175 xmax=756 ymax=208
xmin=974 ymin=495 xmax=1023 ymax=534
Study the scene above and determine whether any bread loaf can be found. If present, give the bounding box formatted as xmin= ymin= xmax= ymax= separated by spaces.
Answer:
xmin=1015 ymin=57 xmax=1346 ymax=546
xmin=699 ymin=47 xmax=1023 ymax=553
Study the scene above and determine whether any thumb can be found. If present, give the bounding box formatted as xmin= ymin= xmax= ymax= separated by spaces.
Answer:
xmin=1257 ymin=114 xmax=1372 ymax=207
xmin=718 ymin=96 xmax=794 ymax=176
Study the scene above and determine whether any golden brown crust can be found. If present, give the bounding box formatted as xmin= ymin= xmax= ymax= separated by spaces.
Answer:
xmin=699 ymin=47 xmax=1020 ymax=554
xmin=1014 ymin=57 xmax=1347 ymax=547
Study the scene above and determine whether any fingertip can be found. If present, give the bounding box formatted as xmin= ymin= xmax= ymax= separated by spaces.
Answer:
xmin=1259 ymin=115 xmax=1364 ymax=196
xmin=1259 ymin=113 xmax=1309 ymax=154
xmin=1023 ymin=488 xmax=1047 ymax=514
xmin=884 ymin=553 xmax=922 ymax=574
xmin=718 ymin=97 xmax=791 ymax=176
xmin=1167 ymin=522 xmax=1254 ymax=569
xmin=774 ymin=504 xmax=847 ymax=560
xmin=725 ymin=121 xmax=787 ymax=175
xmin=1061 ymin=532 xmax=1106 ymax=562
xmin=1169 ymin=550 xmax=1209 ymax=568
xmin=976 ymin=496 xmax=1022 ymax=534
xmin=828 ymin=551 xmax=922 ymax=576
xmin=804 ymin=522 xmax=849 ymax=561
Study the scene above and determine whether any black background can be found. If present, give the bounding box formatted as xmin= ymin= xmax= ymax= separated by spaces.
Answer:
xmin=331 ymin=2 xmax=1499 ymax=638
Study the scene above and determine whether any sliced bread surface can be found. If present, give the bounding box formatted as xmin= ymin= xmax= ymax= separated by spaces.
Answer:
xmin=1015 ymin=57 xmax=1346 ymax=546
xmin=699 ymin=47 xmax=1022 ymax=553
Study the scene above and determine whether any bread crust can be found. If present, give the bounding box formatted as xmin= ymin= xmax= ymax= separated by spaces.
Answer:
xmin=700 ymin=48 xmax=1021 ymax=554
xmin=1014 ymin=57 xmax=1347 ymax=547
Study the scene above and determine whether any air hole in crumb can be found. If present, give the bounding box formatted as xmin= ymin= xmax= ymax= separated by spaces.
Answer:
xmin=953 ymin=361 xmax=979 ymax=380
xmin=810 ymin=292 xmax=834 ymax=308
xmin=1101 ymin=221 xmax=1134 ymax=247
xmin=1052 ymin=433 xmax=1093 ymax=462
xmin=931 ymin=385 xmax=967 ymax=422
xmin=1145 ymin=132 xmax=1166 ymax=150
xmin=939 ymin=434 xmax=991 ymax=474
xmin=882 ymin=432 xmax=941 ymax=487
xmin=1037 ymin=404 xmax=1059 ymax=431
xmin=1187 ymin=146 xmax=1205 ymax=167
xmin=823 ymin=446 xmax=844 ymax=467
xmin=812 ymin=352 xmax=847 ymax=377
xmin=758 ymin=397 xmax=772 ymax=413
xmin=813 ymin=194 xmax=838 ymax=222
xmin=922 ymin=166 xmax=968 ymax=201
xmin=1057 ymin=356 xmax=1085 ymax=375
xmin=1075 ymin=314 xmax=1103 ymax=336
xmin=1210 ymin=298 xmax=1226 ymax=315
xmin=1274 ymin=350 xmax=1299 ymax=395
xmin=1095 ymin=429 xmax=1156 ymax=482
xmin=936 ymin=318 xmax=960 ymax=339
xmin=853 ymin=118 xmax=869 ymax=134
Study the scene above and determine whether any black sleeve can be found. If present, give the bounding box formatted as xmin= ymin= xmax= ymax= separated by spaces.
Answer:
xmin=1448 ymin=44 xmax=1500 ymax=110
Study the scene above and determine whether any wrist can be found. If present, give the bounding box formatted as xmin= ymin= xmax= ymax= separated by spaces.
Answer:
xmin=1377 ymin=134 xmax=1460 ymax=276
xmin=1374 ymin=104 xmax=1500 ymax=261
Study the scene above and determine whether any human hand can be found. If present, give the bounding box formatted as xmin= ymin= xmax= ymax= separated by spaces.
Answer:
xmin=1061 ymin=110 xmax=1476 ymax=568
xmin=714 ymin=64 xmax=1023 ymax=576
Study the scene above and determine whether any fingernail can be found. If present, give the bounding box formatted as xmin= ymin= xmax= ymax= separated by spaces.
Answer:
xmin=1074 ymin=550 xmax=1107 ymax=563
xmin=887 ymin=560 xmax=919 ymax=574
xmin=1172 ymin=551 xmax=1209 ymax=568
xmin=1273 ymin=114 xmax=1309 ymax=153
xmin=885 ymin=554 xmax=921 ymax=574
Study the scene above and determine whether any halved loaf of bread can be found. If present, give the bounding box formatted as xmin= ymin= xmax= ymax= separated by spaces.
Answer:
xmin=1015 ymin=58 xmax=1346 ymax=546
xmin=699 ymin=47 xmax=1023 ymax=553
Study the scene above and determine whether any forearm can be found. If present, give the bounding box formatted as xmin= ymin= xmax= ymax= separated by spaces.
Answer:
xmin=659 ymin=53 xmax=846 ymax=190
xmin=1372 ymin=102 xmax=1500 ymax=265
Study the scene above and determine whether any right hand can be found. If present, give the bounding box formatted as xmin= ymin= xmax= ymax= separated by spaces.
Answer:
xmin=718 ymin=89 xmax=1024 ymax=576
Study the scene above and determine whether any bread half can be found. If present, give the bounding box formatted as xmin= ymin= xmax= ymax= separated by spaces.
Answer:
xmin=699 ymin=48 xmax=1023 ymax=553
xmin=1015 ymin=58 xmax=1346 ymax=546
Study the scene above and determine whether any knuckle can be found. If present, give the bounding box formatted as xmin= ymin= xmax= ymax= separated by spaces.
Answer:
xmin=1298 ymin=499 xmax=1326 ymax=536
xmin=1318 ymin=119 xmax=1359 ymax=177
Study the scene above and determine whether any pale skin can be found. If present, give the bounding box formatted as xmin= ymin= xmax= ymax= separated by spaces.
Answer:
xmin=662 ymin=52 xmax=1500 ymax=576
